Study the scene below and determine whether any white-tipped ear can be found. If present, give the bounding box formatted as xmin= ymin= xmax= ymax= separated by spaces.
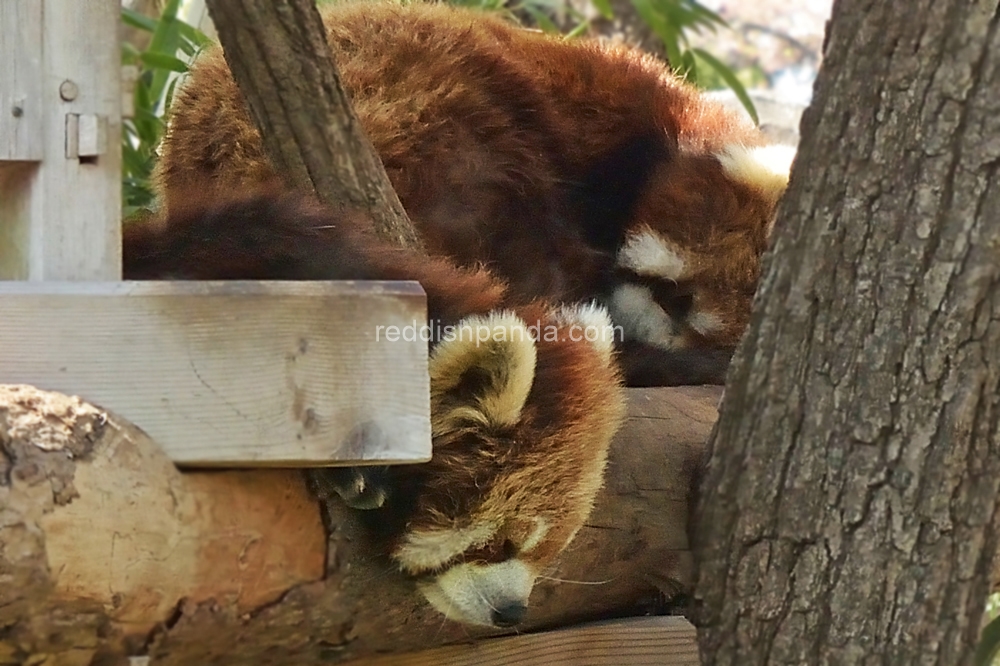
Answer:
xmin=429 ymin=311 xmax=537 ymax=430
xmin=547 ymin=301 xmax=619 ymax=359
xmin=716 ymin=143 xmax=796 ymax=203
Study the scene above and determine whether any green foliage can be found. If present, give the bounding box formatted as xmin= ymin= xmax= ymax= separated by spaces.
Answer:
xmin=978 ymin=614 xmax=1000 ymax=666
xmin=450 ymin=0 xmax=759 ymax=122
xmin=626 ymin=0 xmax=756 ymax=115
xmin=119 ymin=0 xmax=755 ymax=216
xmin=977 ymin=594 xmax=1000 ymax=666
xmin=120 ymin=0 xmax=210 ymax=219
xmin=448 ymin=0 xmax=593 ymax=36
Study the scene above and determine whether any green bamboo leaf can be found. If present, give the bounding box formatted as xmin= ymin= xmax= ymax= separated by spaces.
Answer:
xmin=687 ymin=1 xmax=728 ymax=29
xmin=976 ymin=614 xmax=1000 ymax=666
xmin=691 ymin=47 xmax=758 ymax=124
xmin=121 ymin=7 xmax=157 ymax=33
xmin=163 ymin=77 xmax=181 ymax=114
xmin=122 ymin=42 xmax=142 ymax=64
xmin=523 ymin=6 xmax=560 ymax=33
xmin=146 ymin=0 xmax=185 ymax=102
xmin=680 ymin=50 xmax=697 ymax=82
xmin=176 ymin=20 xmax=214 ymax=49
xmin=139 ymin=51 xmax=189 ymax=74
xmin=589 ymin=0 xmax=614 ymax=20
xmin=565 ymin=19 xmax=591 ymax=39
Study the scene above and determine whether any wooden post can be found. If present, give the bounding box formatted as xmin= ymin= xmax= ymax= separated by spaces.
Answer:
xmin=0 ymin=0 xmax=122 ymax=281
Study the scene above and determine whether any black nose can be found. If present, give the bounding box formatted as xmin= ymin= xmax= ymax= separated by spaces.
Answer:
xmin=491 ymin=602 xmax=527 ymax=627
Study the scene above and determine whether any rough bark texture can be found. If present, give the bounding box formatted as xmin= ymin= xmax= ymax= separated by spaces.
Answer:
xmin=692 ymin=1 xmax=1000 ymax=665
xmin=201 ymin=0 xmax=422 ymax=250
xmin=0 ymin=384 xmax=716 ymax=665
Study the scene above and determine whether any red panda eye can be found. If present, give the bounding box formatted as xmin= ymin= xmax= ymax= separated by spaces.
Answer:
xmin=501 ymin=538 xmax=518 ymax=559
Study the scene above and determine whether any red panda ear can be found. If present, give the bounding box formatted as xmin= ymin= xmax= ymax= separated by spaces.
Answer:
xmin=545 ymin=301 xmax=619 ymax=363
xmin=428 ymin=311 xmax=537 ymax=433
xmin=715 ymin=143 xmax=796 ymax=208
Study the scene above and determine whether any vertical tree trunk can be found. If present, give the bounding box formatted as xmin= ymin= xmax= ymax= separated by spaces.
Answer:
xmin=201 ymin=0 xmax=423 ymax=250
xmin=693 ymin=1 xmax=1000 ymax=664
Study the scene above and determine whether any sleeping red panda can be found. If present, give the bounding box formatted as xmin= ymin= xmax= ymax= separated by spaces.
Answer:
xmin=122 ymin=187 xmax=627 ymax=628
xmin=151 ymin=0 xmax=795 ymax=388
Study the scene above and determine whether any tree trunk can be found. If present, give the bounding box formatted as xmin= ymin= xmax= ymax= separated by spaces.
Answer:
xmin=0 ymin=384 xmax=715 ymax=665
xmin=201 ymin=0 xmax=422 ymax=250
xmin=692 ymin=1 xmax=1000 ymax=664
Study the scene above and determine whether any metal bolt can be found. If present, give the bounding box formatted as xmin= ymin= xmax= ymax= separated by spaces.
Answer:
xmin=59 ymin=80 xmax=79 ymax=101
xmin=11 ymin=105 xmax=22 ymax=117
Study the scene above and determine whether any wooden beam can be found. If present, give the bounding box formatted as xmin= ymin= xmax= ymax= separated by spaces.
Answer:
xmin=0 ymin=0 xmax=121 ymax=281
xmin=0 ymin=281 xmax=432 ymax=466
xmin=338 ymin=616 xmax=700 ymax=666
xmin=0 ymin=385 xmax=714 ymax=665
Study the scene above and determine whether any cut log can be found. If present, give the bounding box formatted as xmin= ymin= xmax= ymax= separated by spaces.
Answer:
xmin=0 ymin=384 xmax=719 ymax=665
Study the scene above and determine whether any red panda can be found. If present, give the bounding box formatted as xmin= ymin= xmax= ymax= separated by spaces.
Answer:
xmin=152 ymin=0 xmax=795 ymax=387
xmin=122 ymin=187 xmax=627 ymax=628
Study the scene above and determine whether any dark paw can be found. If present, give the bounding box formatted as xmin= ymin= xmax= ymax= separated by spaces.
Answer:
xmin=306 ymin=466 xmax=391 ymax=510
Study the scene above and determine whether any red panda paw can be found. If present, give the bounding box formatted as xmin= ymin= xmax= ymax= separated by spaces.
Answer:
xmin=306 ymin=466 xmax=391 ymax=510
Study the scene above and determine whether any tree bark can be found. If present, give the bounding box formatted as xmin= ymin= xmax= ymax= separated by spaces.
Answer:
xmin=200 ymin=0 xmax=422 ymax=250
xmin=692 ymin=1 xmax=1000 ymax=664
xmin=0 ymin=384 xmax=715 ymax=665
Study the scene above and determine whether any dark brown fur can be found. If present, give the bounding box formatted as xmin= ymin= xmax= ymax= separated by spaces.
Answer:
xmin=123 ymin=185 xmax=508 ymax=328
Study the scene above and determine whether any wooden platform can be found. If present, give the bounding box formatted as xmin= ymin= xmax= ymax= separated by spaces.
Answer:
xmin=341 ymin=616 xmax=700 ymax=666
xmin=0 ymin=280 xmax=432 ymax=466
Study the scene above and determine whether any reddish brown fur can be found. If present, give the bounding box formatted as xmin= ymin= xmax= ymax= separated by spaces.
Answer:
xmin=625 ymin=153 xmax=779 ymax=349
xmin=153 ymin=1 xmax=785 ymax=385
xmin=122 ymin=186 xmax=627 ymax=626
xmin=401 ymin=299 xmax=623 ymax=566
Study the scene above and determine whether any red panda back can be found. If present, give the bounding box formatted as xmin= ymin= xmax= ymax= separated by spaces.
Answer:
xmin=152 ymin=1 xmax=792 ymax=387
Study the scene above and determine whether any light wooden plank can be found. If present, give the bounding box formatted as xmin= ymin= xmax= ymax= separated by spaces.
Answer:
xmin=0 ymin=0 xmax=121 ymax=281
xmin=0 ymin=0 xmax=43 ymax=161
xmin=342 ymin=616 xmax=700 ymax=666
xmin=0 ymin=281 xmax=432 ymax=466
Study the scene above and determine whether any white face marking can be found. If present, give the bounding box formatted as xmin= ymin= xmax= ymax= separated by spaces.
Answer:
xmin=394 ymin=521 xmax=498 ymax=573
xmin=520 ymin=517 xmax=550 ymax=553
xmin=418 ymin=559 xmax=536 ymax=627
xmin=607 ymin=284 xmax=681 ymax=351
xmin=687 ymin=311 xmax=724 ymax=335
xmin=616 ymin=230 xmax=688 ymax=281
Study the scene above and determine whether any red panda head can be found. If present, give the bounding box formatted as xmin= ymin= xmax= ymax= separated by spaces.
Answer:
xmin=383 ymin=301 xmax=626 ymax=627
xmin=122 ymin=187 xmax=628 ymax=628
xmin=607 ymin=142 xmax=796 ymax=355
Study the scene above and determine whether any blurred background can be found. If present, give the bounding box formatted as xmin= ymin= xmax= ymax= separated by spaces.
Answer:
xmin=118 ymin=0 xmax=832 ymax=215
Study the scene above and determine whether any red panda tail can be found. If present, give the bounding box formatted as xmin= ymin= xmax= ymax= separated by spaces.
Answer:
xmin=122 ymin=187 xmax=509 ymax=327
